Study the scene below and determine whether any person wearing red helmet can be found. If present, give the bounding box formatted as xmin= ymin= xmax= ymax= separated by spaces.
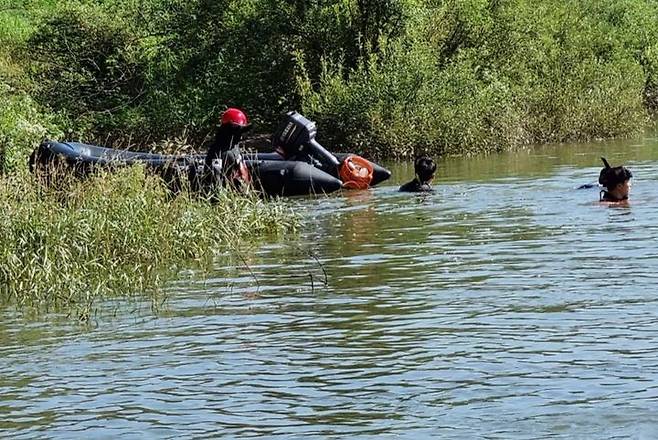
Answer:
xmin=204 ymin=107 xmax=252 ymax=191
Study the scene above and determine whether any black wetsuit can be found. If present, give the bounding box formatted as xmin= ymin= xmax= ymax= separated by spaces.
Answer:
xmin=399 ymin=178 xmax=432 ymax=193
xmin=203 ymin=125 xmax=248 ymax=191
xmin=600 ymin=190 xmax=628 ymax=202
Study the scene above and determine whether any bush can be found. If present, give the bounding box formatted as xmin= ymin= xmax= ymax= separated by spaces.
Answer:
xmin=27 ymin=2 xmax=147 ymax=140
xmin=14 ymin=0 xmax=658 ymax=157
xmin=299 ymin=0 xmax=652 ymax=158
xmin=0 ymin=83 xmax=61 ymax=172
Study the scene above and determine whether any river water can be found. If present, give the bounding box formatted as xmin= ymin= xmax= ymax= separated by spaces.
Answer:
xmin=3 ymin=136 xmax=658 ymax=439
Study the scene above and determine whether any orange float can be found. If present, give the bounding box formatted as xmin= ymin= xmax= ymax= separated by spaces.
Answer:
xmin=339 ymin=154 xmax=374 ymax=190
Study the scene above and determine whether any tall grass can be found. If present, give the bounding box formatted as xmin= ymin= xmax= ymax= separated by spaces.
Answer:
xmin=0 ymin=167 xmax=298 ymax=320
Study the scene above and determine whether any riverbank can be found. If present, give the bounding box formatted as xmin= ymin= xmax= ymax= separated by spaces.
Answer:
xmin=3 ymin=1 xmax=658 ymax=168
xmin=0 ymin=167 xmax=298 ymax=321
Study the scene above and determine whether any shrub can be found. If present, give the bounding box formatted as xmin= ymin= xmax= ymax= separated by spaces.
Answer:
xmin=0 ymin=84 xmax=62 ymax=172
xmin=27 ymin=2 xmax=147 ymax=140
xmin=14 ymin=0 xmax=658 ymax=156
xmin=299 ymin=0 xmax=652 ymax=158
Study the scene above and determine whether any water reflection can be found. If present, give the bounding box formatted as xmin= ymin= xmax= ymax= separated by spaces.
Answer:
xmin=2 ymin=135 xmax=658 ymax=438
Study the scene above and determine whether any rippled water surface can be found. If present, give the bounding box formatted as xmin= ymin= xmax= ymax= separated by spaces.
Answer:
xmin=3 ymin=137 xmax=658 ymax=439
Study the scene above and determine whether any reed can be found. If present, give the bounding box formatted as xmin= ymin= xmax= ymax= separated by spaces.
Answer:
xmin=0 ymin=166 xmax=298 ymax=320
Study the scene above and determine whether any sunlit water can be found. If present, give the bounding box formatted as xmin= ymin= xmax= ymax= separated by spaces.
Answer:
xmin=3 ymin=136 xmax=658 ymax=439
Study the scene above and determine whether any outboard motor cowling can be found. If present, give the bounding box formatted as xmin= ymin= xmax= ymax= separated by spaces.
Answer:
xmin=272 ymin=111 xmax=340 ymax=168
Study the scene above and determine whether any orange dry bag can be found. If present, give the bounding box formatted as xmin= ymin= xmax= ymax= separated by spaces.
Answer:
xmin=339 ymin=154 xmax=374 ymax=190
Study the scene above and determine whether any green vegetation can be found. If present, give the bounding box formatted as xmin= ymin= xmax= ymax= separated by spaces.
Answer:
xmin=1 ymin=0 xmax=657 ymax=318
xmin=300 ymin=0 xmax=658 ymax=156
xmin=0 ymin=167 xmax=297 ymax=320
xmin=3 ymin=0 xmax=658 ymax=161
xmin=0 ymin=1 xmax=58 ymax=171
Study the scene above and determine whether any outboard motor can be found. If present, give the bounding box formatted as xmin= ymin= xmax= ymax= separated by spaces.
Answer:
xmin=272 ymin=111 xmax=340 ymax=168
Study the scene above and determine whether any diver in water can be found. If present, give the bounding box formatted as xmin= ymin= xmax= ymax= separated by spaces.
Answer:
xmin=598 ymin=157 xmax=632 ymax=203
xmin=202 ymin=107 xmax=252 ymax=192
xmin=399 ymin=155 xmax=436 ymax=192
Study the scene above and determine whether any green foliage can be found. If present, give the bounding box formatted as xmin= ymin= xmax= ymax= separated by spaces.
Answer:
xmin=3 ymin=0 xmax=658 ymax=160
xmin=300 ymin=0 xmax=654 ymax=157
xmin=27 ymin=2 xmax=147 ymax=139
xmin=0 ymin=84 xmax=62 ymax=172
xmin=0 ymin=166 xmax=298 ymax=320
xmin=135 ymin=0 xmax=301 ymax=133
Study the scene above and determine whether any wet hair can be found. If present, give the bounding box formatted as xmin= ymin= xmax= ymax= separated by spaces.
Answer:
xmin=598 ymin=157 xmax=632 ymax=189
xmin=414 ymin=155 xmax=436 ymax=183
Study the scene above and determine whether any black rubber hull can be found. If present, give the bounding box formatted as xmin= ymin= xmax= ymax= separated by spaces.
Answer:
xmin=248 ymin=160 xmax=343 ymax=196
xmin=31 ymin=141 xmax=343 ymax=197
xmin=244 ymin=152 xmax=392 ymax=186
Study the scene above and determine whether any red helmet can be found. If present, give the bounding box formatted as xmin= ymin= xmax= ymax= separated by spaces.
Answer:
xmin=221 ymin=108 xmax=249 ymax=127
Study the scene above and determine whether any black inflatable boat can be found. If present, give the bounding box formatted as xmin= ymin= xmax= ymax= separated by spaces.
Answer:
xmin=31 ymin=140 xmax=349 ymax=196
xmin=29 ymin=111 xmax=391 ymax=197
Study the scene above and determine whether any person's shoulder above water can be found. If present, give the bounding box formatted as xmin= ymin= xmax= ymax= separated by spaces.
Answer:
xmin=399 ymin=155 xmax=436 ymax=193
xmin=597 ymin=157 xmax=632 ymax=203
xmin=399 ymin=179 xmax=433 ymax=193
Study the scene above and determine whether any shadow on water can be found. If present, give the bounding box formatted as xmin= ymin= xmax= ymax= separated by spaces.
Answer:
xmin=3 ymin=134 xmax=658 ymax=438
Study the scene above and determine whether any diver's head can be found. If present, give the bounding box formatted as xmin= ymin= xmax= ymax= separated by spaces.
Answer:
xmin=599 ymin=157 xmax=632 ymax=201
xmin=415 ymin=155 xmax=436 ymax=184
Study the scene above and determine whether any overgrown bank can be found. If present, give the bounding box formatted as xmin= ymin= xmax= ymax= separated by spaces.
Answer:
xmin=0 ymin=167 xmax=298 ymax=320
xmin=3 ymin=0 xmax=658 ymax=165
xmin=1 ymin=2 xmax=300 ymax=320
